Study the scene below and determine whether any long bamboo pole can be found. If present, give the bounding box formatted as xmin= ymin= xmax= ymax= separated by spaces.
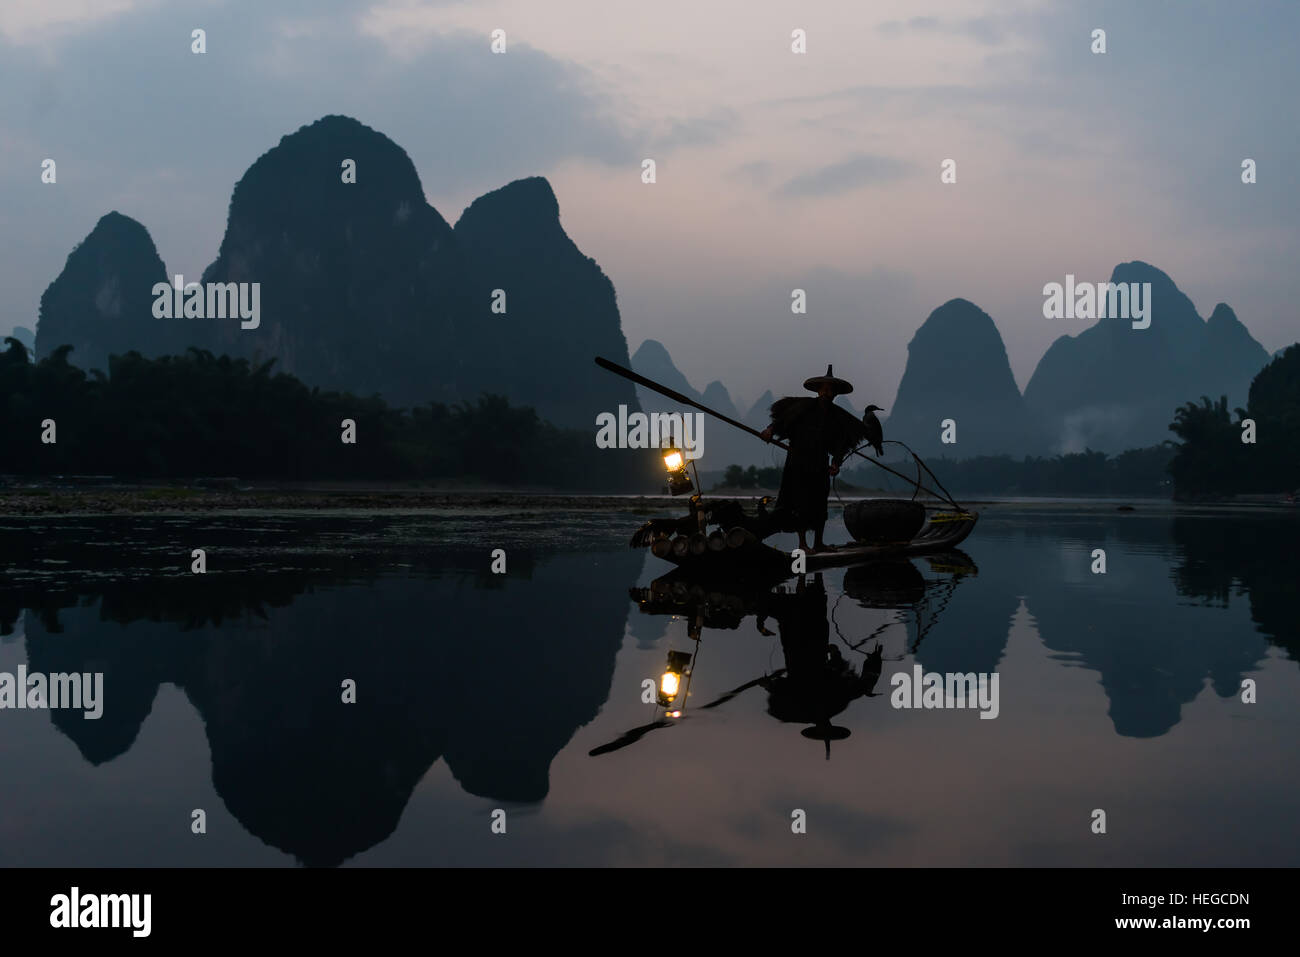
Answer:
xmin=594 ymin=355 xmax=786 ymax=449
xmin=593 ymin=355 xmax=960 ymax=507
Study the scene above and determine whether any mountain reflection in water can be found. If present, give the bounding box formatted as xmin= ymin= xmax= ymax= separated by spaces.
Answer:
xmin=0 ymin=506 xmax=1296 ymax=867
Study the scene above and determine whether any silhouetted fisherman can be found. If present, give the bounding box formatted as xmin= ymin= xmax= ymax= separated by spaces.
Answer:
xmin=760 ymin=365 xmax=871 ymax=553
xmin=861 ymin=404 xmax=885 ymax=457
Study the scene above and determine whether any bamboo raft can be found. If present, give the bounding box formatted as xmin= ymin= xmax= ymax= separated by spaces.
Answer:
xmin=642 ymin=505 xmax=978 ymax=579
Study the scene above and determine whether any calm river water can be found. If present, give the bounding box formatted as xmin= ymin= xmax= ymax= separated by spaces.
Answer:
xmin=0 ymin=503 xmax=1296 ymax=866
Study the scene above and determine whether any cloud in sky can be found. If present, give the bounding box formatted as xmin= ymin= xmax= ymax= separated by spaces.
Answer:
xmin=649 ymin=108 xmax=741 ymax=151
xmin=776 ymin=154 xmax=909 ymax=197
xmin=877 ymin=15 xmax=1008 ymax=46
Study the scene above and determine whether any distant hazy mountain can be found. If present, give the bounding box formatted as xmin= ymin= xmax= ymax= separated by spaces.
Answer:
xmin=9 ymin=326 xmax=34 ymax=352
xmin=743 ymin=391 xmax=775 ymax=429
xmin=701 ymin=379 xmax=740 ymax=420
xmin=885 ymin=298 xmax=1044 ymax=457
xmin=35 ymin=212 xmax=178 ymax=372
xmin=631 ymin=339 xmax=765 ymax=467
xmin=1024 ymin=262 xmax=1270 ymax=452
xmin=631 ymin=340 xmax=703 ymax=403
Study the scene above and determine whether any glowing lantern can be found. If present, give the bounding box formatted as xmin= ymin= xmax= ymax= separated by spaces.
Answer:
xmin=663 ymin=446 xmax=693 ymax=496
xmin=657 ymin=649 xmax=693 ymax=707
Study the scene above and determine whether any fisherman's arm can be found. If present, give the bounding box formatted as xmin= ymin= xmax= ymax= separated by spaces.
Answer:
xmin=765 ymin=396 xmax=812 ymax=442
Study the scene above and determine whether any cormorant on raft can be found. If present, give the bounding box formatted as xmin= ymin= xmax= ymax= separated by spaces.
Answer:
xmin=861 ymin=404 xmax=885 ymax=457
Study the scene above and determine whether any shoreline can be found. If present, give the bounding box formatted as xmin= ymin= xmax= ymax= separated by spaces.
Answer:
xmin=0 ymin=485 xmax=680 ymax=515
xmin=0 ymin=481 xmax=1294 ymax=516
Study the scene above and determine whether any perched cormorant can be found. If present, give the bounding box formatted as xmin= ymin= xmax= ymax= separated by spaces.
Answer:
xmin=861 ymin=405 xmax=885 ymax=456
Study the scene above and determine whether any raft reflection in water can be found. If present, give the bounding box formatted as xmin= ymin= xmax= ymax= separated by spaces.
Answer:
xmin=591 ymin=551 xmax=978 ymax=758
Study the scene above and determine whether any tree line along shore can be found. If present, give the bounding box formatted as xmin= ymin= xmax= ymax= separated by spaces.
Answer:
xmin=3 ymin=339 xmax=1297 ymax=502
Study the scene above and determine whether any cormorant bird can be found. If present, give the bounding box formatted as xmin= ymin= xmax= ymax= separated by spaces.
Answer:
xmin=861 ymin=405 xmax=885 ymax=456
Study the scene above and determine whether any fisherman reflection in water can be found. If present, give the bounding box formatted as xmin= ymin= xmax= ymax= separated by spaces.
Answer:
xmin=760 ymin=365 xmax=872 ymax=554
xmin=595 ymin=565 xmax=928 ymax=758
xmin=756 ymin=573 xmax=884 ymax=757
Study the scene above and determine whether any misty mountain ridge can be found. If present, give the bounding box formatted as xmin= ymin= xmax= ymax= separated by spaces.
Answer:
xmin=8 ymin=326 xmax=34 ymax=352
xmin=1024 ymin=261 xmax=1269 ymax=452
xmin=27 ymin=121 xmax=1271 ymax=461
xmin=34 ymin=115 xmax=638 ymax=429
xmin=886 ymin=297 xmax=1045 ymax=457
xmin=744 ymin=391 xmax=776 ymax=429
xmin=701 ymin=379 xmax=740 ymax=421
xmin=884 ymin=266 xmax=1269 ymax=457
xmin=630 ymin=339 xmax=762 ymax=467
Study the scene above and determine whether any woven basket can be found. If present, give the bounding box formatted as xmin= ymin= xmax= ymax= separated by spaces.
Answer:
xmin=842 ymin=499 xmax=926 ymax=544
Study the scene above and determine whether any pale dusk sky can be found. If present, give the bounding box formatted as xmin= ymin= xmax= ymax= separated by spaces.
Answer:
xmin=2 ymin=0 xmax=1295 ymax=407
